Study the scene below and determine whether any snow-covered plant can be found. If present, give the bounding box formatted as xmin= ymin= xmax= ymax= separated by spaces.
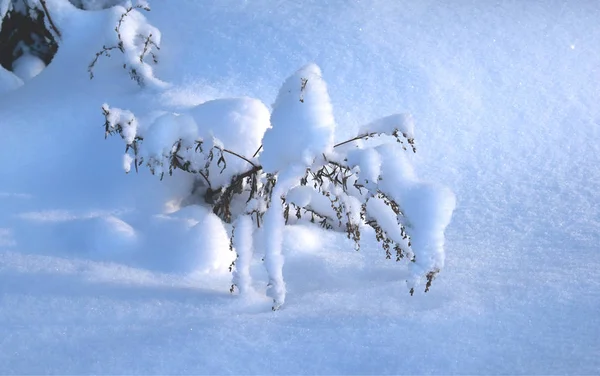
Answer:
xmin=88 ymin=0 xmax=161 ymax=87
xmin=104 ymin=64 xmax=455 ymax=310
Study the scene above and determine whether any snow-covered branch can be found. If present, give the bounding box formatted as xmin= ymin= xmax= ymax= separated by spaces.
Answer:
xmin=88 ymin=2 xmax=162 ymax=87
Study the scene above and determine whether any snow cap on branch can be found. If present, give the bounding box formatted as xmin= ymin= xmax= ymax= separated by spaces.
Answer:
xmin=190 ymin=97 xmax=270 ymax=161
xmin=260 ymin=63 xmax=335 ymax=173
xmin=359 ymin=113 xmax=415 ymax=140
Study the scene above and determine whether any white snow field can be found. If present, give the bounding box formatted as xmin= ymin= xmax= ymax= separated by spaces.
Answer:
xmin=1 ymin=0 xmax=600 ymax=374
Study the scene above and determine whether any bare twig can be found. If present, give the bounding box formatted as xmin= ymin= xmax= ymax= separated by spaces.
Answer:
xmin=221 ymin=148 xmax=258 ymax=168
xmin=333 ymin=132 xmax=379 ymax=149
xmin=252 ymin=145 xmax=263 ymax=158
xmin=88 ymin=45 xmax=120 ymax=79
xmin=39 ymin=0 xmax=61 ymax=39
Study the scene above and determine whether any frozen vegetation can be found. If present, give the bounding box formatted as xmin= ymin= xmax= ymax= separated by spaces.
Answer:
xmin=0 ymin=0 xmax=599 ymax=374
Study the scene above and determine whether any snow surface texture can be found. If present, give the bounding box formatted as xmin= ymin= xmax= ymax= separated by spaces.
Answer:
xmin=1 ymin=0 xmax=600 ymax=374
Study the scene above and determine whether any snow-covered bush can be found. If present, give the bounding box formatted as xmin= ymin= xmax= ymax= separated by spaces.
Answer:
xmin=104 ymin=63 xmax=455 ymax=310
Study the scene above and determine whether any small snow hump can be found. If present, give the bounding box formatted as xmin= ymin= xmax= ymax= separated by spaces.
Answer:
xmin=260 ymin=63 xmax=336 ymax=173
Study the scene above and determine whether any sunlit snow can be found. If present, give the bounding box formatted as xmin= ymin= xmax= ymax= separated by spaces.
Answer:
xmin=1 ymin=0 xmax=599 ymax=374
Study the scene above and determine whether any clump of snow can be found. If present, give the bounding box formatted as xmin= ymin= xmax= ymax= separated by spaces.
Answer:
xmin=188 ymin=97 xmax=270 ymax=187
xmin=141 ymin=205 xmax=234 ymax=274
xmin=187 ymin=208 xmax=235 ymax=274
xmin=263 ymin=164 xmax=305 ymax=309
xmin=111 ymin=4 xmax=164 ymax=88
xmin=135 ymin=112 xmax=197 ymax=177
xmin=285 ymin=185 xmax=313 ymax=208
xmin=190 ymin=97 xmax=269 ymax=160
xmin=260 ymin=63 xmax=335 ymax=173
xmin=143 ymin=113 xmax=197 ymax=157
xmin=106 ymin=96 xmax=269 ymax=191
xmin=345 ymin=148 xmax=383 ymax=188
xmin=377 ymin=144 xmax=456 ymax=289
xmin=231 ymin=214 xmax=254 ymax=294
xmin=11 ymin=53 xmax=46 ymax=81
xmin=359 ymin=113 xmax=415 ymax=140
xmin=85 ymin=2 xmax=166 ymax=89
xmin=103 ymin=104 xmax=138 ymax=145
xmin=122 ymin=153 xmax=134 ymax=173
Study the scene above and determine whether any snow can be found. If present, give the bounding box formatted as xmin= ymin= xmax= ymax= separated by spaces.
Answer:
xmin=286 ymin=185 xmax=338 ymax=221
xmin=68 ymin=0 xmax=127 ymax=11
xmin=109 ymin=4 xmax=165 ymax=89
xmin=346 ymin=148 xmax=383 ymax=187
xmin=359 ymin=113 xmax=415 ymax=140
xmin=372 ymin=143 xmax=456 ymax=289
xmin=262 ymin=164 xmax=306 ymax=309
xmin=260 ymin=64 xmax=335 ymax=173
xmin=189 ymin=97 xmax=269 ymax=160
xmin=0 ymin=65 xmax=23 ymax=94
xmin=104 ymin=104 xmax=139 ymax=144
xmin=11 ymin=53 xmax=46 ymax=81
xmin=1 ymin=0 xmax=600 ymax=374
xmin=188 ymin=97 xmax=270 ymax=186
xmin=231 ymin=214 xmax=254 ymax=295
xmin=0 ymin=0 xmax=8 ymax=23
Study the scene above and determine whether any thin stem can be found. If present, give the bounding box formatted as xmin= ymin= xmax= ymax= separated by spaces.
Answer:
xmin=198 ymin=170 xmax=211 ymax=189
xmin=252 ymin=145 xmax=263 ymax=158
xmin=333 ymin=132 xmax=376 ymax=149
xmin=222 ymin=148 xmax=257 ymax=168
xmin=39 ymin=0 xmax=61 ymax=39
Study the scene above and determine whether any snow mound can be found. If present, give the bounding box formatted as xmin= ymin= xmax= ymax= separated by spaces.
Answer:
xmin=260 ymin=63 xmax=335 ymax=172
xmin=55 ymin=215 xmax=138 ymax=257
xmin=142 ymin=205 xmax=234 ymax=274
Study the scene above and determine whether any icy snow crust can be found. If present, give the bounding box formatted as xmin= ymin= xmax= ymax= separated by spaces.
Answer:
xmin=1 ymin=0 xmax=600 ymax=374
